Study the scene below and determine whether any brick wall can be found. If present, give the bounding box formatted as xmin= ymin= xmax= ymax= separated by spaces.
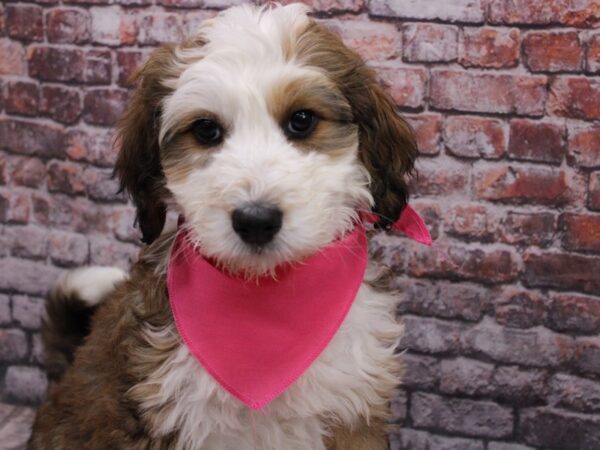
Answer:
xmin=0 ymin=0 xmax=599 ymax=448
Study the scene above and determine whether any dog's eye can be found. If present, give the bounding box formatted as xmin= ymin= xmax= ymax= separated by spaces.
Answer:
xmin=191 ymin=119 xmax=223 ymax=146
xmin=285 ymin=110 xmax=317 ymax=139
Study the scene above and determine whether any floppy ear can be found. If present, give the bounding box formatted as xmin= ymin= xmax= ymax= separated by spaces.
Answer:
xmin=114 ymin=45 xmax=177 ymax=244
xmin=296 ymin=22 xmax=418 ymax=228
xmin=353 ymin=79 xmax=418 ymax=228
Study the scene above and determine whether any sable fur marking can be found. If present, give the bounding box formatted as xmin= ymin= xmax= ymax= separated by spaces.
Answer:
xmin=29 ymin=4 xmax=418 ymax=449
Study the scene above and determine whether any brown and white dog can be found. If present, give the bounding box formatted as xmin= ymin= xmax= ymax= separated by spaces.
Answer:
xmin=28 ymin=4 xmax=417 ymax=449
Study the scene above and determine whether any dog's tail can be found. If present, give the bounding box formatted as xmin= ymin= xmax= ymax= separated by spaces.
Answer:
xmin=43 ymin=266 xmax=127 ymax=383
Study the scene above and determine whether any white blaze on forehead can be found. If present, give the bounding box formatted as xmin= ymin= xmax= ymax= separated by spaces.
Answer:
xmin=160 ymin=3 xmax=312 ymax=143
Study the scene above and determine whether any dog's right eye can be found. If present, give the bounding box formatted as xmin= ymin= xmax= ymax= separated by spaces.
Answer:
xmin=191 ymin=119 xmax=223 ymax=146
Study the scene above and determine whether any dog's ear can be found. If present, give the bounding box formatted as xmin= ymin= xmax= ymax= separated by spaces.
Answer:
xmin=297 ymin=23 xmax=418 ymax=227
xmin=114 ymin=45 xmax=177 ymax=244
xmin=353 ymin=79 xmax=418 ymax=228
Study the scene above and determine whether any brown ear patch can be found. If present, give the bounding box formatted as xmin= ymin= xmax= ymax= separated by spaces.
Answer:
xmin=294 ymin=22 xmax=418 ymax=225
xmin=114 ymin=45 xmax=183 ymax=244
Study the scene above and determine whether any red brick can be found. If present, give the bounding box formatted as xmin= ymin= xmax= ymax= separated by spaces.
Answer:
xmin=47 ymin=160 xmax=85 ymax=195
xmin=11 ymin=295 xmax=45 ymax=329
xmin=488 ymin=0 xmax=600 ymax=28
xmin=4 ymin=81 xmax=39 ymax=117
xmin=376 ymin=64 xmax=427 ymax=108
xmin=396 ymin=278 xmax=490 ymax=321
xmin=401 ymin=315 xmax=467 ymax=354
xmin=28 ymin=46 xmax=86 ymax=82
xmin=410 ymin=159 xmax=469 ymax=197
xmin=0 ymin=119 xmax=65 ymax=159
xmin=508 ymin=119 xmax=565 ymax=164
xmin=548 ymin=293 xmax=600 ymax=334
xmin=0 ymin=295 xmax=10 ymax=325
xmin=523 ymin=31 xmax=583 ymax=73
xmin=0 ymin=39 xmax=25 ymax=75
xmin=90 ymin=6 xmax=137 ymax=46
xmin=440 ymin=357 xmax=494 ymax=396
xmin=401 ymin=353 xmax=439 ymax=389
xmin=40 ymin=86 xmax=82 ymax=125
xmin=0 ymin=190 xmax=29 ymax=225
xmin=549 ymin=373 xmax=600 ymax=413
xmin=402 ymin=23 xmax=458 ymax=62
xmin=83 ymin=167 xmax=125 ymax=202
xmin=393 ymin=429 xmax=485 ymax=450
xmin=5 ymin=226 xmax=48 ymax=260
xmin=116 ymin=50 xmax=147 ymax=87
xmin=405 ymin=113 xmax=442 ymax=155
xmin=444 ymin=203 xmax=494 ymax=240
xmin=9 ymin=156 xmax=46 ymax=189
xmin=460 ymin=27 xmax=520 ymax=69
xmin=519 ymin=407 xmax=600 ymax=450
xmin=89 ymin=235 xmax=139 ymax=271
xmin=589 ymin=172 xmax=600 ymax=210
xmin=463 ymin=317 xmax=574 ymax=367
xmin=138 ymin=13 xmax=182 ymax=46
xmin=369 ymin=0 xmax=485 ymax=23
xmin=0 ymin=155 xmax=6 ymax=185
xmin=64 ymin=0 xmax=113 ymax=4
xmin=491 ymin=366 xmax=547 ymax=406
xmin=0 ymin=4 xmax=4 ymax=36
xmin=46 ymin=8 xmax=90 ymax=44
xmin=66 ymin=128 xmax=118 ymax=167
xmin=409 ymin=201 xmax=441 ymax=241
xmin=445 ymin=116 xmax=506 ymax=159
xmin=5 ymin=366 xmax=48 ymax=404
xmin=576 ymin=337 xmax=600 ymax=375
xmin=6 ymin=5 xmax=43 ymax=42
xmin=280 ymin=0 xmax=364 ymax=13
xmin=560 ymin=213 xmax=600 ymax=252
xmin=548 ymin=77 xmax=600 ymax=120
xmin=27 ymin=46 xmax=111 ymax=85
xmin=181 ymin=10 xmax=218 ymax=37
xmin=48 ymin=230 xmax=89 ymax=267
xmin=0 ymin=329 xmax=28 ymax=361
xmin=523 ymin=251 xmax=600 ymax=294
xmin=411 ymin=392 xmax=513 ymax=439
xmin=83 ymin=88 xmax=129 ymax=126
xmin=474 ymin=165 xmax=573 ymax=206
xmin=111 ymin=205 xmax=141 ymax=243
xmin=568 ymin=122 xmax=600 ymax=168
xmin=440 ymin=363 xmax=548 ymax=411
xmin=497 ymin=211 xmax=555 ymax=247
xmin=588 ymin=33 xmax=600 ymax=72
xmin=32 ymin=193 xmax=111 ymax=234
xmin=322 ymin=18 xmax=400 ymax=62
xmin=408 ymin=241 xmax=518 ymax=284
xmin=430 ymin=70 xmax=547 ymax=116
xmin=494 ymin=288 xmax=546 ymax=329
xmin=84 ymin=49 xmax=112 ymax=85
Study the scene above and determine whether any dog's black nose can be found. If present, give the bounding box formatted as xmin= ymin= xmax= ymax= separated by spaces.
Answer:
xmin=232 ymin=204 xmax=283 ymax=246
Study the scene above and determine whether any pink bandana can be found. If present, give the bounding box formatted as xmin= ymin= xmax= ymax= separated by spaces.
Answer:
xmin=167 ymin=205 xmax=431 ymax=409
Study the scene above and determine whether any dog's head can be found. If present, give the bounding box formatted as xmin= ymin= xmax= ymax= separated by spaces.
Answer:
xmin=116 ymin=4 xmax=417 ymax=276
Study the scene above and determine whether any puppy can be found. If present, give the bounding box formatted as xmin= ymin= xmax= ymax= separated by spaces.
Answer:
xmin=28 ymin=4 xmax=418 ymax=449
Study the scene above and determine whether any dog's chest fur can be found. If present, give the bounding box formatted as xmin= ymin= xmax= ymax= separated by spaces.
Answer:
xmin=131 ymin=278 xmax=401 ymax=450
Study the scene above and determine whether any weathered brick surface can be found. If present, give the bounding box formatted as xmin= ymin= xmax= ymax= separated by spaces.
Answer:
xmin=1 ymin=1 xmax=600 ymax=447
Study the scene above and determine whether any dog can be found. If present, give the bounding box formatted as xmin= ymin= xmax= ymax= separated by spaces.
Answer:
xmin=28 ymin=4 xmax=418 ymax=449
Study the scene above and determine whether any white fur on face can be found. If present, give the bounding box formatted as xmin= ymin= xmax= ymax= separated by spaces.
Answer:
xmin=159 ymin=4 xmax=372 ymax=276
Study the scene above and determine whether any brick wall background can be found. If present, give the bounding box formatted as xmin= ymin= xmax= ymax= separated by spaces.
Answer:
xmin=0 ymin=0 xmax=599 ymax=448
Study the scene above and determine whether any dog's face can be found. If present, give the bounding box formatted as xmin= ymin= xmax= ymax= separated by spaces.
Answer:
xmin=116 ymin=4 xmax=417 ymax=276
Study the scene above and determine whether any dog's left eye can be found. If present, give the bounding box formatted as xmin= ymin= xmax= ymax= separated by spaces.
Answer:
xmin=191 ymin=119 xmax=223 ymax=146
xmin=285 ymin=110 xmax=317 ymax=139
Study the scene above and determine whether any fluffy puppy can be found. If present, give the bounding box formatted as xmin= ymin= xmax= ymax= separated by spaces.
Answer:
xmin=28 ymin=4 xmax=417 ymax=450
